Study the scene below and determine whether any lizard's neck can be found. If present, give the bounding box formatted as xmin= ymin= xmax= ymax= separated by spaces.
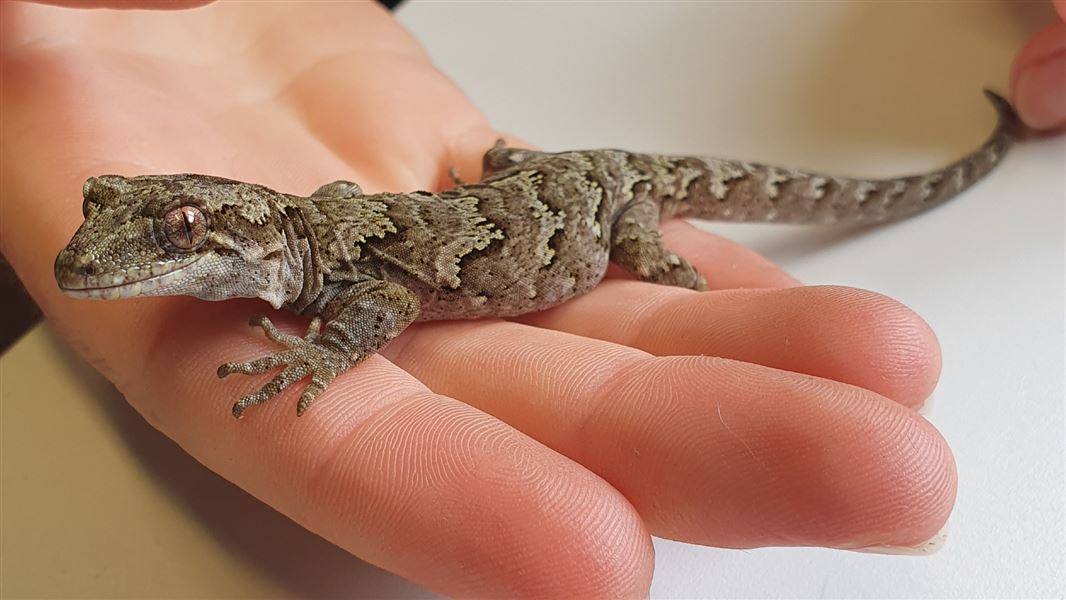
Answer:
xmin=275 ymin=203 xmax=323 ymax=312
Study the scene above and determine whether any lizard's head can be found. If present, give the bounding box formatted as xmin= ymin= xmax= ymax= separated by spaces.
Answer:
xmin=55 ymin=174 xmax=298 ymax=306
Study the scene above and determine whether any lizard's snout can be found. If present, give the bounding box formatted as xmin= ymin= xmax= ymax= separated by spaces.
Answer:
xmin=56 ymin=250 xmax=91 ymax=271
xmin=54 ymin=249 xmax=98 ymax=289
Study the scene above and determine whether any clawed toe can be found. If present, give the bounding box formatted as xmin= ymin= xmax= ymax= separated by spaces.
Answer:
xmin=448 ymin=167 xmax=466 ymax=186
xmin=304 ymin=317 xmax=322 ymax=341
xmin=295 ymin=371 xmax=336 ymax=416
xmin=218 ymin=352 xmax=289 ymax=378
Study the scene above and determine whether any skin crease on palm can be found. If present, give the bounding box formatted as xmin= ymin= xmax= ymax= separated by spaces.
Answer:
xmin=1 ymin=1 xmax=1063 ymax=598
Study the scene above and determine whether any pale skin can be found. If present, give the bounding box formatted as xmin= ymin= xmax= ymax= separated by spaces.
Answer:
xmin=2 ymin=2 xmax=1064 ymax=598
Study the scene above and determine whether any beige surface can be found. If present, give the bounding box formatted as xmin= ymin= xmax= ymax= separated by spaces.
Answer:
xmin=0 ymin=325 xmax=433 ymax=599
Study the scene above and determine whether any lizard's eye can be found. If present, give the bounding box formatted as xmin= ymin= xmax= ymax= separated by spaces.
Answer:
xmin=163 ymin=205 xmax=208 ymax=251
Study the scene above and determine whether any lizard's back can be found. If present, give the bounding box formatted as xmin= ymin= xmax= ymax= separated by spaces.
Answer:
xmin=317 ymin=150 xmax=642 ymax=320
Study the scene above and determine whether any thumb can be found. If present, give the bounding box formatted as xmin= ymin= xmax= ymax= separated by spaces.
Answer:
xmin=1010 ymin=14 xmax=1066 ymax=130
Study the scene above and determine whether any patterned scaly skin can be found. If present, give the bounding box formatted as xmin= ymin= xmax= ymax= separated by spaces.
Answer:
xmin=54 ymin=91 xmax=1019 ymax=417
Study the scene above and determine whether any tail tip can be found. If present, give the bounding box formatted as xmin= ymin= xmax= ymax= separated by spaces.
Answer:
xmin=982 ymin=88 xmax=1022 ymax=136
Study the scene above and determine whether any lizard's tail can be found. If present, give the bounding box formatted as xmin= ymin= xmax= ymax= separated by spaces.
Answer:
xmin=657 ymin=90 xmax=1020 ymax=225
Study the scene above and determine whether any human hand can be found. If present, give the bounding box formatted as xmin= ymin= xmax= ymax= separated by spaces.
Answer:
xmin=1 ymin=2 xmax=953 ymax=597
xmin=1012 ymin=0 xmax=1066 ymax=130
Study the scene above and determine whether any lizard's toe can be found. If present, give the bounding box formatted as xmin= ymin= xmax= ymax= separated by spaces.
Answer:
xmin=218 ymin=350 xmax=292 ymax=378
xmin=230 ymin=362 xmax=311 ymax=418
xmin=296 ymin=370 xmax=336 ymax=416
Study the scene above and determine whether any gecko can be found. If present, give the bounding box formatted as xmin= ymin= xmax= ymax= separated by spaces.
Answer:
xmin=54 ymin=91 xmax=1019 ymax=418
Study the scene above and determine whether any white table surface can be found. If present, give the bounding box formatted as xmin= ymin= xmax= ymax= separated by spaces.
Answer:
xmin=2 ymin=2 xmax=1063 ymax=598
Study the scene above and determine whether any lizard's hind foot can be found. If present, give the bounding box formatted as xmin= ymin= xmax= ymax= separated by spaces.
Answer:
xmin=609 ymin=202 xmax=709 ymax=291
xmin=218 ymin=316 xmax=351 ymax=418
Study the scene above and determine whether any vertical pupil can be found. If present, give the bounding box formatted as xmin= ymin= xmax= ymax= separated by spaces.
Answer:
xmin=167 ymin=206 xmax=203 ymax=249
xmin=182 ymin=207 xmax=195 ymax=241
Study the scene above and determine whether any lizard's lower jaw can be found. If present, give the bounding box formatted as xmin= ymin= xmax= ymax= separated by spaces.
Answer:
xmin=55 ymin=255 xmax=201 ymax=300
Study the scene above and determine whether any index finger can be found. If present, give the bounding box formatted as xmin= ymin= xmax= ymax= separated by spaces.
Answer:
xmin=1010 ymin=16 xmax=1066 ymax=130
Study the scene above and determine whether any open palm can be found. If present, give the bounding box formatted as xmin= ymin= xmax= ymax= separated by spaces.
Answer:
xmin=1 ymin=2 xmax=955 ymax=597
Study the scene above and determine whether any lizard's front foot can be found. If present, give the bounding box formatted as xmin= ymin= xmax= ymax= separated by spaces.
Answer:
xmin=218 ymin=315 xmax=352 ymax=418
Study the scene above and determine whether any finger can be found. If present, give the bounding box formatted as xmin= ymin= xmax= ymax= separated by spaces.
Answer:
xmin=1010 ymin=19 xmax=1066 ymax=130
xmin=517 ymin=283 xmax=939 ymax=409
xmin=385 ymin=319 xmax=956 ymax=550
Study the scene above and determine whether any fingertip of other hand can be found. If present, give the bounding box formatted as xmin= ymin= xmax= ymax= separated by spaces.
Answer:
xmin=1011 ymin=20 xmax=1066 ymax=131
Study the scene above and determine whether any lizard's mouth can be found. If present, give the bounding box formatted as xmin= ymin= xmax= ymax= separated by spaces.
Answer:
xmin=56 ymin=254 xmax=202 ymax=300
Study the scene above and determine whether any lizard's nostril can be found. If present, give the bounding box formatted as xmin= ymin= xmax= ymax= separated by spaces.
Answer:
xmin=76 ymin=260 xmax=97 ymax=276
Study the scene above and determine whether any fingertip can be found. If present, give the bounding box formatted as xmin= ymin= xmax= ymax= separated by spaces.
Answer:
xmin=824 ymin=404 xmax=957 ymax=551
xmin=879 ymin=412 xmax=957 ymax=547
xmin=625 ymin=284 xmax=941 ymax=409
xmin=586 ymin=356 xmax=957 ymax=550
xmin=1010 ymin=20 xmax=1066 ymax=130
xmin=804 ymin=392 xmax=957 ymax=550
xmin=804 ymin=286 xmax=942 ymax=409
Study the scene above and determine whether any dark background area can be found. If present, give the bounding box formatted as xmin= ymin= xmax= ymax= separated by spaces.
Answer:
xmin=0 ymin=259 xmax=40 ymax=352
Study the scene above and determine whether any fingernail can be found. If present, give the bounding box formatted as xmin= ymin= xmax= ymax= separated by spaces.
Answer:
xmin=1015 ymin=49 xmax=1066 ymax=130
xmin=849 ymin=522 xmax=949 ymax=556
